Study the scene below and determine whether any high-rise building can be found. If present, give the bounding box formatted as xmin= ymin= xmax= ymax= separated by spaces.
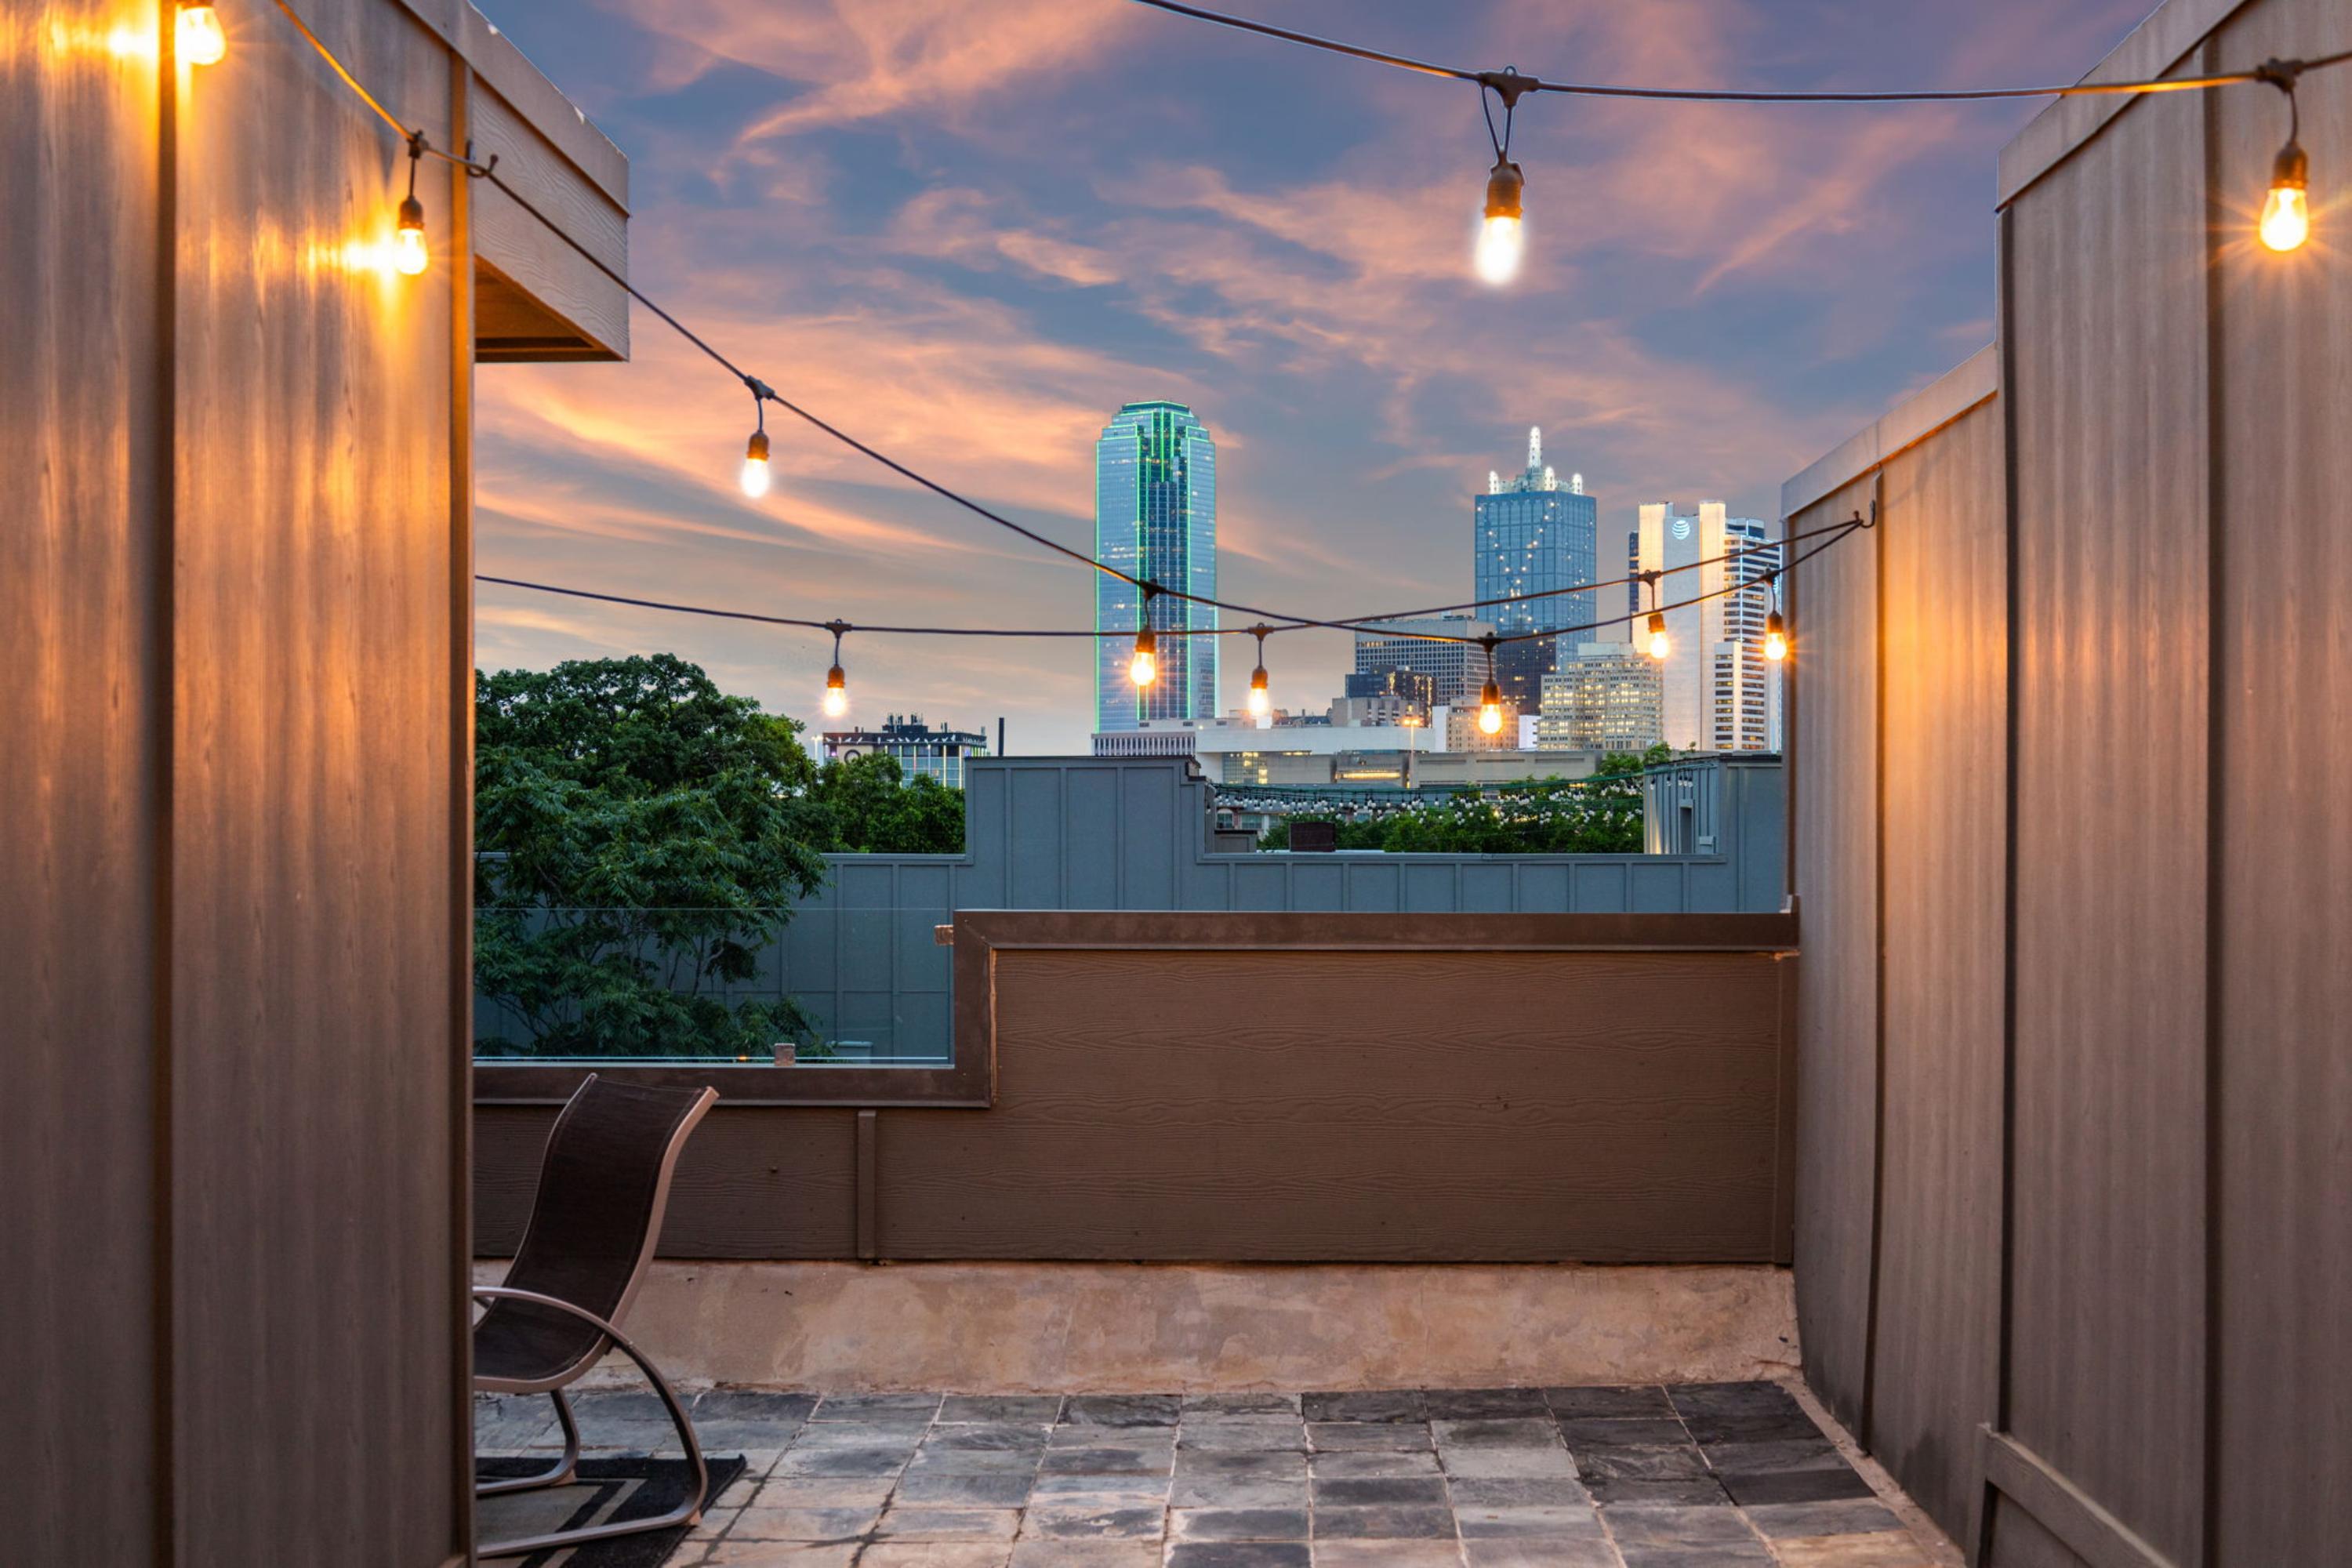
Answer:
xmin=1094 ymin=402 xmax=1217 ymax=731
xmin=1473 ymin=426 xmax=1598 ymax=707
xmin=822 ymin=714 xmax=990 ymax=789
xmin=1349 ymin=616 xmax=1493 ymax=707
xmin=1634 ymin=502 xmax=1783 ymax=751
xmin=1538 ymin=643 xmax=1665 ymax=753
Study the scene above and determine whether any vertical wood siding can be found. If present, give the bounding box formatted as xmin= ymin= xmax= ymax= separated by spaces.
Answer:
xmin=0 ymin=4 xmax=167 ymax=1563
xmin=1788 ymin=473 xmax=1879 ymax=1437
xmin=1871 ymin=404 xmax=2006 ymax=1539
xmin=1787 ymin=0 xmax=2351 ymax=1561
xmin=2205 ymin=3 xmax=2352 ymax=1563
xmin=167 ymin=2 xmax=467 ymax=1561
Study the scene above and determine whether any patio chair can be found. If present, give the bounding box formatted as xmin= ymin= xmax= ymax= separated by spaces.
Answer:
xmin=472 ymin=1073 xmax=718 ymax=1559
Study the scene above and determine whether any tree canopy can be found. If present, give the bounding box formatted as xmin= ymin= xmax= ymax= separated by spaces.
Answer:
xmin=473 ymin=654 xmax=967 ymax=1060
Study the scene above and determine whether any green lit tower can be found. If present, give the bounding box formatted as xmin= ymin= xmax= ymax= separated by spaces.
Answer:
xmin=1094 ymin=401 xmax=1217 ymax=731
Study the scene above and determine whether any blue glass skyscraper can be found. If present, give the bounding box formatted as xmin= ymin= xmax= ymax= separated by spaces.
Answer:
xmin=1473 ymin=426 xmax=1597 ymax=707
xmin=1094 ymin=401 xmax=1218 ymax=732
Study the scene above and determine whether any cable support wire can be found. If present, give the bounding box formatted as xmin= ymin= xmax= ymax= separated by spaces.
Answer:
xmin=267 ymin=0 xmax=1883 ymax=651
xmin=476 ymin=510 xmax=1865 ymax=652
xmin=1124 ymin=0 xmax=2352 ymax=103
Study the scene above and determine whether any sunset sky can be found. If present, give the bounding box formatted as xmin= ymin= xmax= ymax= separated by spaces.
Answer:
xmin=470 ymin=0 xmax=2151 ymax=754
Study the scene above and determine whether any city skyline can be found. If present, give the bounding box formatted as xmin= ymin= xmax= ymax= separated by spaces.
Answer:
xmin=463 ymin=0 xmax=2147 ymax=754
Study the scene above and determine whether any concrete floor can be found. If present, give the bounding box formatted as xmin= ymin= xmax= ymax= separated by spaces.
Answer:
xmin=475 ymin=1382 xmax=1951 ymax=1566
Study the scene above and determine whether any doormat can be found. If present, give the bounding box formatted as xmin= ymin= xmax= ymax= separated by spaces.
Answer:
xmin=475 ymin=1454 xmax=747 ymax=1566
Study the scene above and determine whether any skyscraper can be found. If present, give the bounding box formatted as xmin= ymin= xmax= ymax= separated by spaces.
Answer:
xmin=1539 ymin=644 xmax=1665 ymax=753
xmin=1094 ymin=402 xmax=1217 ymax=732
xmin=1473 ymin=427 xmax=1597 ymax=707
xmin=1349 ymin=615 xmax=1495 ymax=708
xmin=1634 ymin=502 xmax=1784 ymax=752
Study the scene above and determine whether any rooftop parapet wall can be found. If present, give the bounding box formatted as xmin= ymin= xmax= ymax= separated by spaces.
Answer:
xmin=475 ymin=754 xmax=1786 ymax=1062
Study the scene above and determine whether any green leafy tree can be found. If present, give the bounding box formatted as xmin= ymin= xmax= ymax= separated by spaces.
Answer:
xmin=474 ymin=654 xmax=831 ymax=1059
xmin=806 ymin=751 xmax=966 ymax=854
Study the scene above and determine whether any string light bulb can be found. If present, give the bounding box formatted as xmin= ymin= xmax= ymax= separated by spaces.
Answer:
xmin=1764 ymin=609 xmax=1788 ymax=662
xmin=742 ymin=430 xmax=772 ymax=498
xmin=1476 ymin=157 xmax=1525 ymax=285
xmin=1475 ymin=634 xmax=1504 ymax=735
xmin=1246 ymin=626 xmax=1271 ymax=716
xmin=1130 ymin=626 xmax=1158 ymax=688
xmin=821 ymin=622 xmax=850 ymax=719
xmin=2261 ymin=139 xmax=2310 ymax=252
xmin=394 ymin=133 xmax=427 ymax=276
xmin=2256 ymin=63 xmax=2311 ymax=254
xmin=177 ymin=0 xmax=227 ymax=64
xmin=394 ymin=197 xmax=427 ymax=274
xmin=1646 ymin=612 xmax=1671 ymax=661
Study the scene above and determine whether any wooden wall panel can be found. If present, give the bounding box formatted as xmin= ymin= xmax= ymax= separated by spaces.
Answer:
xmin=1788 ymin=473 xmax=1879 ymax=1433
xmin=1871 ymin=401 xmax=2005 ymax=1537
xmin=0 ymin=5 xmax=165 ymax=1564
xmin=880 ymin=945 xmax=1790 ymax=1262
xmin=2205 ymin=2 xmax=2352 ymax=1561
xmin=170 ymin=2 xmax=464 ymax=1561
xmin=2005 ymin=73 xmax=2211 ymax=1568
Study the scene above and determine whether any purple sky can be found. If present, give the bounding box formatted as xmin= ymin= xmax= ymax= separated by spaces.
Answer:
xmin=471 ymin=0 xmax=2150 ymax=755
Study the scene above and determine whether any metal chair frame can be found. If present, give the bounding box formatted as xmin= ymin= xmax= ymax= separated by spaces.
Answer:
xmin=472 ymin=1287 xmax=709 ymax=1559
xmin=470 ymin=1074 xmax=717 ymax=1560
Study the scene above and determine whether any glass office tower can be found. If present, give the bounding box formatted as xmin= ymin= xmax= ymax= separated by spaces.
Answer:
xmin=1094 ymin=402 xmax=1218 ymax=732
xmin=1473 ymin=426 xmax=1598 ymax=707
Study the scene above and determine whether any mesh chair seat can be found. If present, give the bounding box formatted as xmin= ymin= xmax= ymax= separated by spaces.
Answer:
xmin=474 ymin=1295 xmax=610 ymax=1387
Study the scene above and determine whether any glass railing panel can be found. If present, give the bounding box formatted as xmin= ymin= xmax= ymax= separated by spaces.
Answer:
xmin=471 ymin=904 xmax=953 ymax=1066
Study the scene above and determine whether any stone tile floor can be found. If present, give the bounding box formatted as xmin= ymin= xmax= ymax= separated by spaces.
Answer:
xmin=475 ymin=1384 xmax=1941 ymax=1566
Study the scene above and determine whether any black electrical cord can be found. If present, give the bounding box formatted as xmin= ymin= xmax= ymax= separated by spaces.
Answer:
xmin=1125 ymin=0 xmax=2352 ymax=103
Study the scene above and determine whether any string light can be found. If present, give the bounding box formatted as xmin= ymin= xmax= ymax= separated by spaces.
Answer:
xmin=1474 ymin=71 xmax=1532 ymax=285
xmin=1764 ymin=610 xmax=1788 ymax=662
xmin=2258 ymin=61 xmax=2310 ymax=252
xmin=394 ymin=132 xmax=428 ymax=277
xmin=1477 ymin=636 xmax=1504 ymax=735
xmin=822 ymin=621 xmax=850 ymax=718
xmin=1131 ymin=586 xmax=1161 ymax=688
xmin=1247 ymin=625 xmax=1272 ymax=716
xmin=177 ymin=0 xmax=227 ymax=64
xmin=740 ymin=391 xmax=773 ymax=498
xmin=1130 ymin=2 xmax=2348 ymax=275
xmin=262 ymin=0 xmax=1900 ymax=694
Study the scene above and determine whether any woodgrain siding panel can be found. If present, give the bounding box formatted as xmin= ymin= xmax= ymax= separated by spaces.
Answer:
xmin=0 ymin=5 xmax=165 ymax=1563
xmin=1871 ymin=401 xmax=2006 ymax=1537
xmin=2005 ymin=73 xmax=2209 ymax=1568
xmin=2205 ymin=3 xmax=2352 ymax=1561
xmin=1789 ymin=474 xmax=1879 ymax=1434
xmin=170 ymin=2 xmax=463 ymax=1560
xmin=880 ymin=946 xmax=1790 ymax=1262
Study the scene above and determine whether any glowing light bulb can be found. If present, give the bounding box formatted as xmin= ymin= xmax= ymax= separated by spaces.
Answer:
xmin=1475 ymin=157 xmax=1525 ymax=285
xmin=741 ymin=430 xmax=771 ymax=498
xmin=394 ymin=196 xmax=427 ymax=276
xmin=1477 ymin=679 xmax=1504 ymax=736
xmin=1129 ymin=628 xmax=1158 ymax=688
xmin=2260 ymin=142 xmax=2310 ymax=252
xmin=177 ymin=1 xmax=225 ymax=64
xmin=1646 ymin=612 xmax=1671 ymax=661
xmin=1247 ymin=666 xmax=1270 ymax=715
xmin=1764 ymin=610 xmax=1788 ymax=662
xmin=822 ymin=665 xmax=848 ymax=719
